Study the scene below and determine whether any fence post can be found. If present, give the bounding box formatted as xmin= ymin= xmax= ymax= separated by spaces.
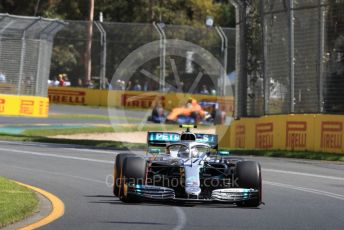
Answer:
xmin=36 ymin=22 xmax=56 ymax=96
xmin=230 ymin=0 xmax=247 ymax=118
xmin=216 ymin=26 xmax=228 ymax=96
xmin=153 ymin=22 xmax=166 ymax=92
xmin=94 ymin=21 xmax=107 ymax=89
xmin=318 ymin=0 xmax=326 ymax=113
xmin=157 ymin=23 xmax=166 ymax=92
xmin=260 ymin=0 xmax=269 ymax=115
xmin=0 ymin=16 xmax=11 ymax=72
xmin=288 ymin=0 xmax=295 ymax=113
xmin=18 ymin=19 xmax=40 ymax=95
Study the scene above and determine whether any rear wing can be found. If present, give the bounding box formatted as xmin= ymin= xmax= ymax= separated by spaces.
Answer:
xmin=195 ymin=133 xmax=218 ymax=150
xmin=147 ymin=132 xmax=180 ymax=147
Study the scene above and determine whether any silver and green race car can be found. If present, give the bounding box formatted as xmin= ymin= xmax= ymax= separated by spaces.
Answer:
xmin=113 ymin=125 xmax=262 ymax=207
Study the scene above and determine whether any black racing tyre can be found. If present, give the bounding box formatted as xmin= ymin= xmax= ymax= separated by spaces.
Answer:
xmin=214 ymin=109 xmax=222 ymax=125
xmin=113 ymin=153 xmax=136 ymax=197
xmin=119 ymin=156 xmax=146 ymax=203
xmin=235 ymin=161 xmax=262 ymax=207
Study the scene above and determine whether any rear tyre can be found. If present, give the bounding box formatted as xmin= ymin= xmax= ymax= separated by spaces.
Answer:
xmin=235 ymin=161 xmax=262 ymax=207
xmin=119 ymin=156 xmax=146 ymax=203
xmin=113 ymin=153 xmax=136 ymax=196
xmin=213 ymin=109 xmax=222 ymax=125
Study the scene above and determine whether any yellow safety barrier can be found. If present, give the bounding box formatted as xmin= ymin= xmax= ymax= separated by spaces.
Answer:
xmin=48 ymin=87 xmax=234 ymax=113
xmin=0 ymin=94 xmax=49 ymax=117
xmin=217 ymin=114 xmax=344 ymax=153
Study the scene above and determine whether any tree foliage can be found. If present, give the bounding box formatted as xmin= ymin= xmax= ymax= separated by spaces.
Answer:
xmin=0 ymin=0 xmax=235 ymax=27
xmin=0 ymin=0 xmax=235 ymax=86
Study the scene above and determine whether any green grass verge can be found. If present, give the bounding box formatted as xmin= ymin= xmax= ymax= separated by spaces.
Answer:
xmin=49 ymin=113 xmax=142 ymax=122
xmin=0 ymin=177 xmax=39 ymax=228
xmin=22 ymin=126 xmax=115 ymax=136
xmin=0 ymin=133 xmax=146 ymax=150
xmin=21 ymin=124 xmax=211 ymax=136
xmin=0 ymin=124 xmax=212 ymax=150
xmin=224 ymin=149 xmax=344 ymax=162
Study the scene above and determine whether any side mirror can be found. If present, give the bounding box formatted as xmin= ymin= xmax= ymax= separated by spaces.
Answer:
xmin=217 ymin=150 xmax=230 ymax=156
xmin=148 ymin=148 xmax=160 ymax=154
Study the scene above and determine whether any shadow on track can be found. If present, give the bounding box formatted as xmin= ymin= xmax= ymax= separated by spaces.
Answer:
xmin=101 ymin=221 xmax=170 ymax=226
xmin=85 ymin=194 xmax=261 ymax=209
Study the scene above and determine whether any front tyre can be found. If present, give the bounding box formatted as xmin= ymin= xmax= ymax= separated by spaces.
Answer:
xmin=119 ymin=156 xmax=146 ymax=203
xmin=113 ymin=153 xmax=136 ymax=196
xmin=235 ymin=161 xmax=262 ymax=207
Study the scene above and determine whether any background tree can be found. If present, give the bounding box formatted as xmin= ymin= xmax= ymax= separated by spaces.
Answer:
xmin=0 ymin=0 xmax=235 ymax=87
xmin=1 ymin=0 xmax=235 ymax=27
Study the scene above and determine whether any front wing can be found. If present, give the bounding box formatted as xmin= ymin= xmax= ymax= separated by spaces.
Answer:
xmin=127 ymin=184 xmax=259 ymax=204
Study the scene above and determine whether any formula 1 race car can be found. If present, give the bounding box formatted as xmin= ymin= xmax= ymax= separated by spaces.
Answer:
xmin=164 ymin=99 xmax=225 ymax=125
xmin=113 ymin=125 xmax=262 ymax=207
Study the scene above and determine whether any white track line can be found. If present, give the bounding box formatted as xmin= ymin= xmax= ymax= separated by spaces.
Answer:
xmin=264 ymin=168 xmax=344 ymax=181
xmin=0 ymin=140 xmax=55 ymax=147
xmin=62 ymin=148 xmax=116 ymax=154
xmin=1 ymin=164 xmax=105 ymax=184
xmin=0 ymin=147 xmax=113 ymax=164
xmin=264 ymin=180 xmax=344 ymax=201
xmin=173 ymin=207 xmax=187 ymax=230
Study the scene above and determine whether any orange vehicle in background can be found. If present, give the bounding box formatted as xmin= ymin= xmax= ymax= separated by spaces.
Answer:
xmin=149 ymin=98 xmax=225 ymax=125
xmin=166 ymin=99 xmax=208 ymax=124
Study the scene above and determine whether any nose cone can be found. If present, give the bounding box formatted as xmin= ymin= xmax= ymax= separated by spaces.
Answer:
xmin=184 ymin=164 xmax=202 ymax=196
xmin=185 ymin=186 xmax=201 ymax=196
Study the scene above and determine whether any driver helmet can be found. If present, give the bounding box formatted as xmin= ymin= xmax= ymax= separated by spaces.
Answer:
xmin=179 ymin=148 xmax=190 ymax=158
xmin=191 ymin=148 xmax=199 ymax=158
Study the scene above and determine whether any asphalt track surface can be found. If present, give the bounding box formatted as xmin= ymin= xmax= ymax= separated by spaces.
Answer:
xmin=0 ymin=141 xmax=344 ymax=230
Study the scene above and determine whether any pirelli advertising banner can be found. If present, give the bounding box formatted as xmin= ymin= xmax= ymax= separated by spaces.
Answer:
xmin=314 ymin=115 xmax=344 ymax=153
xmin=48 ymin=87 xmax=234 ymax=113
xmin=217 ymin=114 xmax=344 ymax=154
xmin=0 ymin=94 xmax=49 ymax=117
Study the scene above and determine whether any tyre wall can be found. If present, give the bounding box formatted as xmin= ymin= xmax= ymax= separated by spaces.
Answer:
xmin=0 ymin=94 xmax=49 ymax=117
xmin=217 ymin=114 xmax=344 ymax=153
xmin=48 ymin=87 xmax=234 ymax=114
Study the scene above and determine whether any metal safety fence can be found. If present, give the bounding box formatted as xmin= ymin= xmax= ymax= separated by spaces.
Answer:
xmin=51 ymin=21 xmax=235 ymax=96
xmin=0 ymin=14 xmax=64 ymax=97
xmin=233 ymin=0 xmax=344 ymax=117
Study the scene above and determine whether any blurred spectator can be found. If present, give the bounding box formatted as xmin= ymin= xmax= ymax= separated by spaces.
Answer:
xmin=143 ymin=80 xmax=149 ymax=91
xmin=105 ymin=78 xmax=113 ymax=90
xmin=177 ymin=81 xmax=185 ymax=92
xmin=58 ymin=74 xmax=64 ymax=86
xmin=77 ymin=78 xmax=83 ymax=87
xmin=120 ymin=80 xmax=126 ymax=90
xmin=0 ymin=71 xmax=6 ymax=83
xmin=126 ymin=80 xmax=132 ymax=90
xmin=86 ymin=79 xmax=94 ymax=88
xmin=63 ymin=74 xmax=71 ymax=86
xmin=26 ymin=75 xmax=33 ymax=86
xmin=133 ymin=80 xmax=142 ymax=91
xmin=199 ymin=85 xmax=209 ymax=94
xmin=54 ymin=77 xmax=59 ymax=86
xmin=148 ymin=100 xmax=166 ymax=123
xmin=115 ymin=79 xmax=125 ymax=90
